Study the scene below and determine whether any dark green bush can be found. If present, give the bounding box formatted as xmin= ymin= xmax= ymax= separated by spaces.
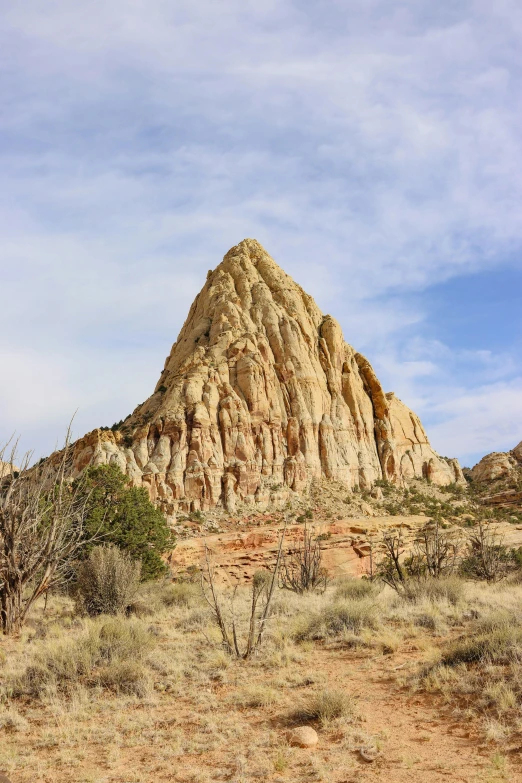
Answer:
xmin=76 ymin=463 xmax=175 ymax=579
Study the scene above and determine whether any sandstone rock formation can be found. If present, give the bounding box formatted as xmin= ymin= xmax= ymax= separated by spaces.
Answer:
xmin=471 ymin=440 xmax=522 ymax=483
xmin=0 ymin=460 xmax=17 ymax=478
xmin=66 ymin=239 xmax=464 ymax=516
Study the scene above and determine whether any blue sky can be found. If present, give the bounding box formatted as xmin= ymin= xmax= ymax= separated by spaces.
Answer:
xmin=1 ymin=0 xmax=521 ymax=467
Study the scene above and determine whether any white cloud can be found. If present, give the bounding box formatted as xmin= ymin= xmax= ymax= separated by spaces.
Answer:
xmin=0 ymin=0 xmax=521 ymax=462
xmin=428 ymin=380 xmax=522 ymax=465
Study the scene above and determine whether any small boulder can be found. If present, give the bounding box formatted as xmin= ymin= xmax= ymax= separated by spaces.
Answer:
xmin=287 ymin=725 xmax=318 ymax=748
xmin=359 ymin=745 xmax=380 ymax=763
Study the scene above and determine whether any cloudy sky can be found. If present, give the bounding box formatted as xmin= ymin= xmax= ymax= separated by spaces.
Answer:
xmin=1 ymin=0 xmax=521 ymax=467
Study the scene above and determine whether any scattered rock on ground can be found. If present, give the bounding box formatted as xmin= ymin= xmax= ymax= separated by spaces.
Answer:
xmin=287 ymin=726 xmax=319 ymax=748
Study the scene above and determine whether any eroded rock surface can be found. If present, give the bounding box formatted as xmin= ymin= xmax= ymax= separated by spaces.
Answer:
xmin=65 ymin=239 xmax=464 ymax=515
xmin=471 ymin=440 xmax=522 ymax=483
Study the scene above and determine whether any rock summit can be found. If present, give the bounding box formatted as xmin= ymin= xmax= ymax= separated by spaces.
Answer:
xmin=69 ymin=239 xmax=464 ymax=515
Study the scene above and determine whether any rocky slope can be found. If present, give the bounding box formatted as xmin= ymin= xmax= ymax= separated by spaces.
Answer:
xmin=471 ymin=440 xmax=522 ymax=508
xmin=66 ymin=239 xmax=464 ymax=517
xmin=471 ymin=440 xmax=522 ymax=482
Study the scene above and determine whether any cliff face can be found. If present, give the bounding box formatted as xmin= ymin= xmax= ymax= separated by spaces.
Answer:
xmin=471 ymin=441 xmax=522 ymax=483
xmin=69 ymin=239 xmax=464 ymax=516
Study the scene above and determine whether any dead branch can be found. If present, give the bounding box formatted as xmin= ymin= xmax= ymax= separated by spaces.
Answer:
xmin=0 ymin=426 xmax=90 ymax=635
xmin=200 ymin=519 xmax=287 ymax=659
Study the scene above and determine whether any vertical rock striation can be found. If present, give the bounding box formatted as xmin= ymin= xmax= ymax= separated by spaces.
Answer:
xmin=69 ymin=239 xmax=464 ymax=515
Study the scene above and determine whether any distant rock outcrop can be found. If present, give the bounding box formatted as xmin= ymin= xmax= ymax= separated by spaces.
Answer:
xmin=66 ymin=239 xmax=464 ymax=516
xmin=471 ymin=441 xmax=522 ymax=483
xmin=0 ymin=460 xmax=17 ymax=478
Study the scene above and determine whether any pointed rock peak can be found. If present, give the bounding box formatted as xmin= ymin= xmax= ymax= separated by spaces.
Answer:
xmin=70 ymin=241 xmax=465 ymax=516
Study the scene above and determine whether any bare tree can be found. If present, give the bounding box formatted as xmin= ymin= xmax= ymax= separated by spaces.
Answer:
xmin=461 ymin=520 xmax=511 ymax=583
xmin=201 ymin=521 xmax=286 ymax=659
xmin=411 ymin=520 xmax=462 ymax=578
xmin=279 ymin=523 xmax=327 ymax=594
xmin=0 ymin=432 xmax=89 ymax=635
xmin=377 ymin=527 xmax=407 ymax=592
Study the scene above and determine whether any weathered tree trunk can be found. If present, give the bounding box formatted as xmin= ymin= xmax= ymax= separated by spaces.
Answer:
xmin=0 ymin=579 xmax=23 ymax=635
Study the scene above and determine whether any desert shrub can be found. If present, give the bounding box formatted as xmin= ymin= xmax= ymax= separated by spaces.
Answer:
xmin=177 ymin=608 xmax=210 ymax=630
xmin=280 ymin=524 xmax=328 ymax=594
xmin=0 ymin=705 xmax=29 ymax=732
xmin=295 ymin=599 xmax=377 ymax=641
xmin=160 ymin=582 xmax=201 ymax=608
xmin=403 ymin=575 xmax=465 ymax=606
xmin=441 ymin=615 xmax=522 ymax=666
xmin=17 ymin=616 xmax=153 ymax=698
xmin=76 ymin=463 xmax=175 ymax=579
xmin=129 ymin=580 xmax=202 ymax=616
xmin=335 ymin=577 xmax=380 ymax=601
xmin=414 ymin=611 xmax=442 ymax=632
xmin=96 ymin=659 xmax=150 ymax=696
xmin=75 ymin=545 xmax=141 ymax=616
xmin=459 ymin=521 xmax=515 ymax=583
xmin=233 ymin=684 xmax=279 ymax=708
xmin=295 ymin=688 xmax=355 ymax=724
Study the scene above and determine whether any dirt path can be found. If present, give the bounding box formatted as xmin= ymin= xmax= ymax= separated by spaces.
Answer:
xmin=311 ymin=646 xmax=522 ymax=783
xmin=5 ymin=629 xmax=521 ymax=783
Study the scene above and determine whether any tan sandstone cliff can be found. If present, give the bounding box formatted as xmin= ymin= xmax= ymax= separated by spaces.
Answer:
xmin=471 ymin=441 xmax=522 ymax=483
xmin=471 ymin=440 xmax=522 ymax=508
xmin=65 ymin=239 xmax=464 ymax=516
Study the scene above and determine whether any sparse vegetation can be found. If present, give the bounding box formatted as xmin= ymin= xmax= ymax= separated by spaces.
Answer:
xmin=2 ymin=569 xmax=522 ymax=781
xmin=74 ymin=545 xmax=142 ymax=617
xmin=2 ymin=463 xmax=522 ymax=782
xmin=200 ymin=525 xmax=285 ymax=658
xmin=295 ymin=688 xmax=356 ymax=725
xmin=0 ymin=433 xmax=90 ymax=635
xmin=76 ymin=463 xmax=175 ymax=580
xmin=280 ymin=523 xmax=328 ymax=594
xmin=16 ymin=615 xmax=153 ymax=698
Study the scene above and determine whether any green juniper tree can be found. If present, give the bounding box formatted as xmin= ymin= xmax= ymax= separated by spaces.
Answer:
xmin=77 ymin=464 xmax=175 ymax=580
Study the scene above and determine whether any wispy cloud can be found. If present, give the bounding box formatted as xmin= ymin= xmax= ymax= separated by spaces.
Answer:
xmin=1 ymin=0 xmax=521 ymax=462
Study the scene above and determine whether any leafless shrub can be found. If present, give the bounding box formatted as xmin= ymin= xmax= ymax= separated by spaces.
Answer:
xmin=201 ymin=522 xmax=286 ymax=659
xmin=411 ymin=520 xmax=462 ymax=578
xmin=75 ymin=545 xmax=141 ymax=616
xmin=460 ymin=520 xmax=513 ymax=582
xmin=279 ymin=523 xmax=327 ymax=594
xmin=377 ymin=527 xmax=407 ymax=592
xmin=0 ymin=430 xmax=90 ymax=635
xmin=378 ymin=522 xmax=462 ymax=594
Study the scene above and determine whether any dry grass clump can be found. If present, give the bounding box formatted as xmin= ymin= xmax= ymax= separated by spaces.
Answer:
xmin=403 ymin=576 xmax=465 ymax=606
xmin=294 ymin=687 xmax=356 ymax=725
xmin=0 ymin=705 xmax=29 ymax=732
xmin=441 ymin=614 xmax=522 ymax=666
xmin=129 ymin=579 xmax=203 ymax=616
xmin=294 ymin=598 xmax=378 ymax=642
xmin=233 ymin=684 xmax=279 ymax=708
xmin=421 ymin=612 xmax=522 ymax=731
xmin=14 ymin=615 xmax=154 ymax=698
xmin=160 ymin=581 xmax=202 ymax=608
xmin=335 ymin=577 xmax=381 ymax=602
